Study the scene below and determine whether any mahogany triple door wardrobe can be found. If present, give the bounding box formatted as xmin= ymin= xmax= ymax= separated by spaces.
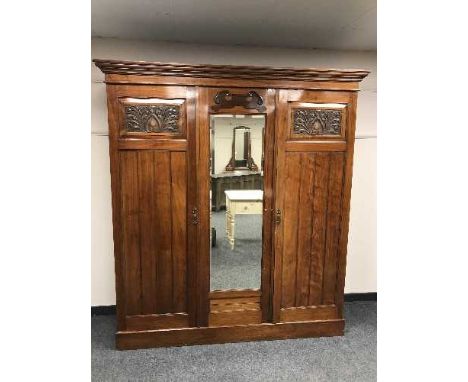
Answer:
xmin=94 ymin=59 xmax=369 ymax=350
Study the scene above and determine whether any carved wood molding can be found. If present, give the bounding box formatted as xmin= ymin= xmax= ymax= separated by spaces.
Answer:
xmin=125 ymin=104 xmax=180 ymax=133
xmin=212 ymin=90 xmax=266 ymax=112
xmin=293 ymin=109 xmax=342 ymax=136
xmin=93 ymin=59 xmax=369 ymax=82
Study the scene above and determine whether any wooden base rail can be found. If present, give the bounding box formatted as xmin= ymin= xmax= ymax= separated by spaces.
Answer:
xmin=116 ymin=320 xmax=344 ymax=350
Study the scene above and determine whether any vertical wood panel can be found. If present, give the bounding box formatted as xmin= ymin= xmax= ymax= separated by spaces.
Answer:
xmin=308 ymin=153 xmax=330 ymax=306
xmin=272 ymin=90 xmax=288 ymax=322
xmin=260 ymin=88 xmax=276 ymax=323
xmin=196 ymin=88 xmax=211 ymax=326
xmin=154 ymin=151 xmax=173 ymax=313
xmin=171 ymin=152 xmax=188 ymax=313
xmin=120 ymin=151 xmax=142 ymax=315
xmin=281 ymin=152 xmax=301 ymax=308
xmin=322 ymin=153 xmax=345 ymax=305
xmin=185 ymin=87 xmax=198 ymax=327
xmin=295 ymin=153 xmax=315 ymax=306
xmin=138 ymin=151 xmax=158 ymax=314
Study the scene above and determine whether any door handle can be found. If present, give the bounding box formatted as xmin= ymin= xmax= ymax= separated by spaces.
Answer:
xmin=191 ymin=207 xmax=199 ymax=225
xmin=275 ymin=209 xmax=281 ymax=225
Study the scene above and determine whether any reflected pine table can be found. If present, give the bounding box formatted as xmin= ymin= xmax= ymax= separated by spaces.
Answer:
xmin=224 ymin=190 xmax=263 ymax=250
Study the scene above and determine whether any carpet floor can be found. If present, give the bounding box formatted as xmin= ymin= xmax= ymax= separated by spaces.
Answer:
xmin=92 ymin=301 xmax=376 ymax=381
xmin=211 ymin=210 xmax=262 ymax=290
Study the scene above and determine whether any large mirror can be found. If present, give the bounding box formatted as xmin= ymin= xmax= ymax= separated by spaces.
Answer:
xmin=210 ymin=114 xmax=265 ymax=291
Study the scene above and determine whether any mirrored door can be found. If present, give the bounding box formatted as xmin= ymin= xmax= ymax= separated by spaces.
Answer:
xmin=210 ymin=114 xmax=265 ymax=291
xmin=198 ymin=87 xmax=275 ymax=327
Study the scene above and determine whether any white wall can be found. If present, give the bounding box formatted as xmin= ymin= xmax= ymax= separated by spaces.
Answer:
xmin=91 ymin=37 xmax=376 ymax=305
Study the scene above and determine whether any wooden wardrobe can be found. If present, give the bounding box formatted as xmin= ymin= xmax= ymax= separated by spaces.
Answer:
xmin=94 ymin=59 xmax=369 ymax=350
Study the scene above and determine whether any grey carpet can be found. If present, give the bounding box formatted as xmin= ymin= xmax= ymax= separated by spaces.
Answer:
xmin=211 ymin=211 xmax=262 ymax=290
xmin=92 ymin=301 xmax=376 ymax=381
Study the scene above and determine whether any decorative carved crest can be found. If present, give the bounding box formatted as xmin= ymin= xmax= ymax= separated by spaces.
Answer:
xmin=212 ymin=90 xmax=266 ymax=112
xmin=124 ymin=104 xmax=180 ymax=133
xmin=293 ymin=108 xmax=341 ymax=136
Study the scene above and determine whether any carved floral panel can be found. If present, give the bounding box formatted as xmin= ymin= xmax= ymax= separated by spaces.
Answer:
xmin=293 ymin=108 xmax=342 ymax=136
xmin=124 ymin=104 xmax=180 ymax=133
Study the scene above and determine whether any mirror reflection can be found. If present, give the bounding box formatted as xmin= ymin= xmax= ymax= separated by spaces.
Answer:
xmin=225 ymin=127 xmax=258 ymax=171
xmin=210 ymin=114 xmax=265 ymax=290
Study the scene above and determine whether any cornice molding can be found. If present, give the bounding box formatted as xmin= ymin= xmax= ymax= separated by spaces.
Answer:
xmin=93 ymin=59 xmax=369 ymax=82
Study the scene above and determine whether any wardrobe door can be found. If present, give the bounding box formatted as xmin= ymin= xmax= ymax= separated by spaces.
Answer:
xmin=196 ymin=87 xmax=276 ymax=327
xmin=273 ymin=89 xmax=357 ymax=323
xmin=107 ymin=85 xmax=198 ymax=331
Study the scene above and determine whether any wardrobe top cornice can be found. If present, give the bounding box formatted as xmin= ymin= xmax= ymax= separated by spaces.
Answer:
xmin=93 ymin=59 xmax=369 ymax=83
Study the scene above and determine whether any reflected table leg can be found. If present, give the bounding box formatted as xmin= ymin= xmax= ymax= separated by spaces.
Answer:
xmin=226 ymin=208 xmax=235 ymax=250
xmin=229 ymin=212 xmax=235 ymax=250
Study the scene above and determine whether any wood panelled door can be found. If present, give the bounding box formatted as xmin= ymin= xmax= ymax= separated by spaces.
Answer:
xmin=273 ymin=89 xmax=357 ymax=323
xmin=106 ymin=85 xmax=198 ymax=331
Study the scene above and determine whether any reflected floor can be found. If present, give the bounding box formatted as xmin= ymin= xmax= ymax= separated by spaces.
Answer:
xmin=211 ymin=211 xmax=262 ymax=290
